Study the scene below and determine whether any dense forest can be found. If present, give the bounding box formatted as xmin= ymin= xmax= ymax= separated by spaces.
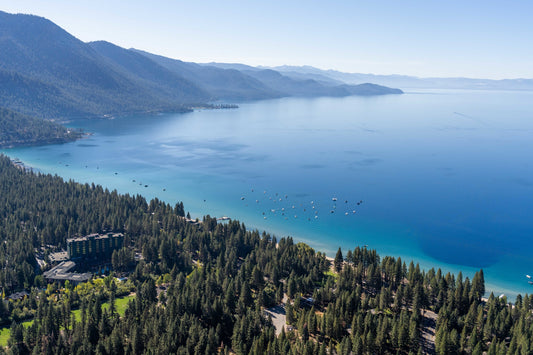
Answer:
xmin=0 ymin=154 xmax=532 ymax=354
xmin=0 ymin=107 xmax=82 ymax=148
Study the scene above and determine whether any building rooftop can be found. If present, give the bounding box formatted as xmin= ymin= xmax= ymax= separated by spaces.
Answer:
xmin=43 ymin=261 xmax=91 ymax=283
xmin=49 ymin=251 xmax=68 ymax=262
xmin=8 ymin=290 xmax=29 ymax=301
xmin=67 ymin=232 xmax=123 ymax=243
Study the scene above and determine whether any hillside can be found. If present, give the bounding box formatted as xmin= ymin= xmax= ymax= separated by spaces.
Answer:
xmin=140 ymin=51 xmax=404 ymax=99
xmin=118 ymin=48 xmax=284 ymax=102
xmin=0 ymin=11 xmax=208 ymax=119
xmin=0 ymin=107 xmax=82 ymax=148
xmin=0 ymin=11 xmax=403 ymax=121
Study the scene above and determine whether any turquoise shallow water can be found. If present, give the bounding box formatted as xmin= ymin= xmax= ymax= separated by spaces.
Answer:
xmin=3 ymin=89 xmax=533 ymax=298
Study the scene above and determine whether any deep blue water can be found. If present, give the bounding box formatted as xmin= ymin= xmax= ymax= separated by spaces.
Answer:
xmin=4 ymin=89 xmax=533 ymax=298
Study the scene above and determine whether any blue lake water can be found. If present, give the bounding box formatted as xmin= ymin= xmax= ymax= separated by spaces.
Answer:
xmin=3 ymin=89 xmax=533 ymax=298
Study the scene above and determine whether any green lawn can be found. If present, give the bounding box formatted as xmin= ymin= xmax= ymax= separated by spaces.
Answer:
xmin=72 ymin=294 xmax=134 ymax=322
xmin=0 ymin=295 xmax=134 ymax=346
xmin=0 ymin=320 xmax=33 ymax=347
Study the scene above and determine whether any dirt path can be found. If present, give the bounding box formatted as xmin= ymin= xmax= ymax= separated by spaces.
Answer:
xmin=420 ymin=309 xmax=437 ymax=354
xmin=265 ymin=305 xmax=286 ymax=336
xmin=265 ymin=295 xmax=288 ymax=336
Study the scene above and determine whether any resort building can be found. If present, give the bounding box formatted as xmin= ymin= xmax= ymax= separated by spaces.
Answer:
xmin=67 ymin=233 xmax=124 ymax=260
xmin=43 ymin=261 xmax=91 ymax=284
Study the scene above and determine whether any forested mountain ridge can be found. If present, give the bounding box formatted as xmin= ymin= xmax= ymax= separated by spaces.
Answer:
xmin=135 ymin=49 xmax=403 ymax=99
xmin=1 ymin=154 xmax=532 ymax=354
xmin=0 ymin=10 xmax=402 ymax=121
xmin=0 ymin=11 xmax=208 ymax=120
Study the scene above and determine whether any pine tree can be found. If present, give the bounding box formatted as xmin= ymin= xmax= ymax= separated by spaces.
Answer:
xmin=334 ymin=247 xmax=343 ymax=272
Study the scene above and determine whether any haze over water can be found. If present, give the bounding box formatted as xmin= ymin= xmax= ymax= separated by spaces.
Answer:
xmin=4 ymin=89 xmax=533 ymax=298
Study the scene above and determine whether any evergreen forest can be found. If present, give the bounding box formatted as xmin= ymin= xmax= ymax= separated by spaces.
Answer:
xmin=0 ymin=107 xmax=82 ymax=148
xmin=0 ymin=154 xmax=532 ymax=354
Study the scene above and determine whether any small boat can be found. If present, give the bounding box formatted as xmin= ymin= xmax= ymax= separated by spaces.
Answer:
xmin=144 ymin=185 xmax=148 ymax=187
xmin=332 ymin=197 xmax=337 ymax=201
xmin=241 ymin=197 xmax=245 ymax=200
xmin=527 ymin=275 xmax=532 ymax=279
xmin=529 ymin=281 xmax=533 ymax=285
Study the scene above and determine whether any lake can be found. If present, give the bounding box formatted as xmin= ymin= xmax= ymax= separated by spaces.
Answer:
xmin=4 ymin=89 xmax=533 ymax=298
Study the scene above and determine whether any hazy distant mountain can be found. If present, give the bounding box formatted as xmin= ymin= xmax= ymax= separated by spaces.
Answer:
xmin=269 ymin=65 xmax=533 ymax=91
xmin=134 ymin=50 xmax=403 ymax=99
xmin=0 ymin=11 xmax=403 ymax=121
xmin=132 ymin=50 xmax=283 ymax=101
xmin=239 ymin=69 xmax=401 ymax=97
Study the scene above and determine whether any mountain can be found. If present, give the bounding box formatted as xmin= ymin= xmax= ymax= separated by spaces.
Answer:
xmin=137 ymin=52 xmax=403 ymax=99
xmin=130 ymin=49 xmax=283 ymax=101
xmin=0 ymin=10 xmax=403 ymax=122
xmin=270 ymin=65 xmax=533 ymax=91
xmin=0 ymin=11 xmax=208 ymax=119
xmin=239 ymin=69 xmax=401 ymax=97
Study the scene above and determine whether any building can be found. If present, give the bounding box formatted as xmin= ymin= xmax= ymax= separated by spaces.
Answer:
xmin=43 ymin=261 xmax=92 ymax=284
xmin=67 ymin=233 xmax=124 ymax=260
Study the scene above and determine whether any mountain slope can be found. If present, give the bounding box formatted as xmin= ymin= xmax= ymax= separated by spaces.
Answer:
xmin=0 ymin=11 xmax=208 ymax=119
xmin=0 ymin=11 xmax=403 ymax=121
xmin=131 ymin=49 xmax=283 ymax=101
xmin=88 ymin=41 xmax=209 ymax=103
xmin=137 ymin=51 xmax=403 ymax=98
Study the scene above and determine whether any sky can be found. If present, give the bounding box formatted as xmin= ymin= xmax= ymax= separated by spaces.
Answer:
xmin=1 ymin=0 xmax=532 ymax=79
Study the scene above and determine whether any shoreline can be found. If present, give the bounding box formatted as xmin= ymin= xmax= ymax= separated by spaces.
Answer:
xmin=3 ymin=152 xmax=528 ymax=300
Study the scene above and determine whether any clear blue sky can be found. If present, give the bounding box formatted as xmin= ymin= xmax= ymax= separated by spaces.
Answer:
xmin=1 ymin=0 xmax=532 ymax=79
